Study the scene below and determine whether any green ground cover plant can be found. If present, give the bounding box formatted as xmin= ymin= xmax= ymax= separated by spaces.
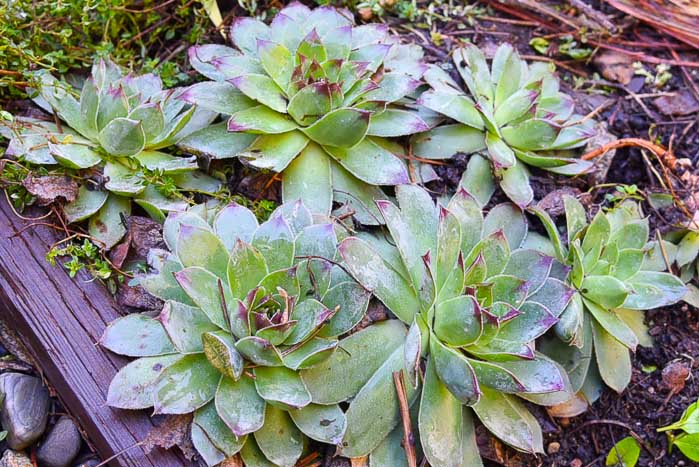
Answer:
xmin=0 ymin=58 xmax=221 ymax=248
xmin=534 ymin=197 xmax=686 ymax=396
xmin=412 ymin=43 xmax=596 ymax=207
xmin=178 ymin=2 xmax=431 ymax=222
xmin=299 ymin=174 xmax=576 ymax=465
xmin=0 ymin=0 xmax=206 ymax=101
xmin=102 ymin=199 xmax=371 ymax=466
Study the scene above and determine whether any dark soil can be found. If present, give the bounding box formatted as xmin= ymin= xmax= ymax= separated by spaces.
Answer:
xmin=534 ymin=304 xmax=699 ymax=467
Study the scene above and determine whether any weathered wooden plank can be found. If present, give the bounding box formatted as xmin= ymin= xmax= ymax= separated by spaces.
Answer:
xmin=0 ymin=197 xmax=188 ymax=467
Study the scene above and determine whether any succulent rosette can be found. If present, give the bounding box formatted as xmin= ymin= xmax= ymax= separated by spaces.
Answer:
xmin=0 ymin=58 xmax=220 ymax=248
xmin=300 ymin=164 xmax=577 ymax=465
xmin=656 ymin=222 xmax=699 ymax=307
xmin=101 ymin=200 xmax=371 ymax=466
xmin=533 ymin=197 xmax=686 ymax=401
xmin=178 ymin=3 xmax=432 ymax=224
xmin=412 ymin=43 xmax=596 ymax=207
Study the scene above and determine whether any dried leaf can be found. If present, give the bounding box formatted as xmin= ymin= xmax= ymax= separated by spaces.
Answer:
xmin=22 ymin=174 xmax=78 ymax=206
xmin=220 ymin=454 xmax=244 ymax=467
xmin=536 ymin=187 xmax=583 ymax=217
xmin=653 ymin=90 xmax=699 ymax=117
xmin=128 ymin=216 xmax=166 ymax=258
xmin=115 ymin=283 xmax=163 ymax=311
xmin=109 ymin=235 xmax=131 ymax=269
xmin=660 ymin=361 xmax=690 ymax=394
xmin=142 ymin=414 xmax=194 ymax=458
xmin=592 ymin=51 xmax=635 ymax=85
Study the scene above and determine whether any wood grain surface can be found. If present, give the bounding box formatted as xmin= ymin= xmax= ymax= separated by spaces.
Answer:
xmin=0 ymin=196 xmax=189 ymax=467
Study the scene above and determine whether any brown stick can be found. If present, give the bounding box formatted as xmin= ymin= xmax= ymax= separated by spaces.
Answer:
xmin=580 ymin=137 xmax=677 ymax=169
xmin=393 ymin=370 xmax=417 ymax=467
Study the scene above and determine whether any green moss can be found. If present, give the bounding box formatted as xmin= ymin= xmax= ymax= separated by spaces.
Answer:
xmin=0 ymin=0 xmax=209 ymax=101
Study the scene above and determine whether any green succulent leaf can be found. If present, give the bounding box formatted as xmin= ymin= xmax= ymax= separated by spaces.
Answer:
xmin=340 ymin=236 xmax=421 ymax=323
xmin=214 ymin=203 xmax=259 ymax=246
xmin=178 ymin=122 xmax=257 ymax=159
xmin=99 ymin=117 xmax=146 ymax=157
xmin=240 ymin=437 xmax=277 ymax=467
xmin=193 ymin=402 xmax=247 ymax=457
xmin=107 ymin=354 xmax=183 ymax=409
xmin=289 ymin=403 xmax=346 ymax=445
xmin=412 ymin=124 xmax=486 ymax=160
xmin=367 ymin=109 xmax=430 ymax=137
xmin=419 ymin=357 xmax=464 ymax=467
xmin=592 ymin=319 xmax=632 ymax=393
xmin=160 ymin=301 xmax=219 ymax=354
xmin=63 ymin=186 xmax=109 ymax=223
xmin=430 ymin=336 xmax=480 ymax=405
xmin=282 ymin=142 xmax=333 ymax=215
xmin=202 ymin=331 xmax=244 ymax=380
xmin=174 ymin=267 xmax=231 ymax=329
xmin=235 ymin=336 xmax=284 ymax=366
xmin=103 ymin=161 xmax=145 ymax=196
xmin=418 ymin=90 xmax=483 ymax=129
xmin=472 ymin=386 xmax=544 ymax=453
xmin=48 ymin=143 xmax=101 ymax=169
xmin=324 ymin=137 xmax=409 ymax=185
xmin=216 ymin=375 xmax=266 ymax=436
xmin=301 ymin=108 xmax=370 ymax=148
xmin=623 ymin=271 xmax=687 ymax=310
xmin=254 ymin=405 xmax=304 ymax=467
xmin=88 ymin=195 xmax=131 ymax=250
xmin=254 ymin=366 xmax=312 ymax=409
xmin=229 ymin=106 xmax=298 ymax=134
xmin=154 ymin=354 xmax=220 ymax=414
xmin=230 ymin=74 xmax=287 ymax=113
xmin=457 ymin=154 xmax=495 ymax=208
xmin=433 ymin=295 xmax=482 ymax=347
xmin=342 ymin=343 xmax=417 ymax=458
xmin=301 ymin=320 xmax=406 ymax=404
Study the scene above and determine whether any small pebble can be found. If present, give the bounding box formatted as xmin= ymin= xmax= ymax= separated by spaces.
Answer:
xmin=547 ymin=441 xmax=561 ymax=454
xmin=72 ymin=460 xmax=100 ymax=467
xmin=0 ymin=373 xmax=50 ymax=450
xmin=661 ymin=360 xmax=690 ymax=394
xmin=36 ymin=415 xmax=82 ymax=467
xmin=0 ymin=450 xmax=33 ymax=467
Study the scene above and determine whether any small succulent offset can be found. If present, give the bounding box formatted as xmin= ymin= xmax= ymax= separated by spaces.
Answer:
xmin=412 ymin=43 xmax=596 ymax=207
xmin=102 ymin=200 xmax=370 ymax=467
xmin=0 ymin=58 xmax=219 ymax=248
xmin=534 ymin=197 xmax=686 ymax=396
xmin=657 ymin=225 xmax=699 ymax=308
xmin=178 ymin=3 xmax=431 ymax=223
xmin=301 ymin=177 xmax=576 ymax=465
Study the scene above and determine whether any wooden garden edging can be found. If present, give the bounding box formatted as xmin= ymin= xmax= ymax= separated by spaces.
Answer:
xmin=0 ymin=197 xmax=188 ymax=467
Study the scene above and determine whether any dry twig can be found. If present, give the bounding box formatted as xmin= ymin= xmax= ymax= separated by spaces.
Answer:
xmin=393 ymin=370 xmax=417 ymax=467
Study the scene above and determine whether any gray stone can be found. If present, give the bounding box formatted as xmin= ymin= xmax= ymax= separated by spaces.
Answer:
xmin=0 ymin=373 xmax=50 ymax=450
xmin=36 ymin=416 xmax=82 ymax=467
xmin=0 ymin=450 xmax=33 ymax=467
